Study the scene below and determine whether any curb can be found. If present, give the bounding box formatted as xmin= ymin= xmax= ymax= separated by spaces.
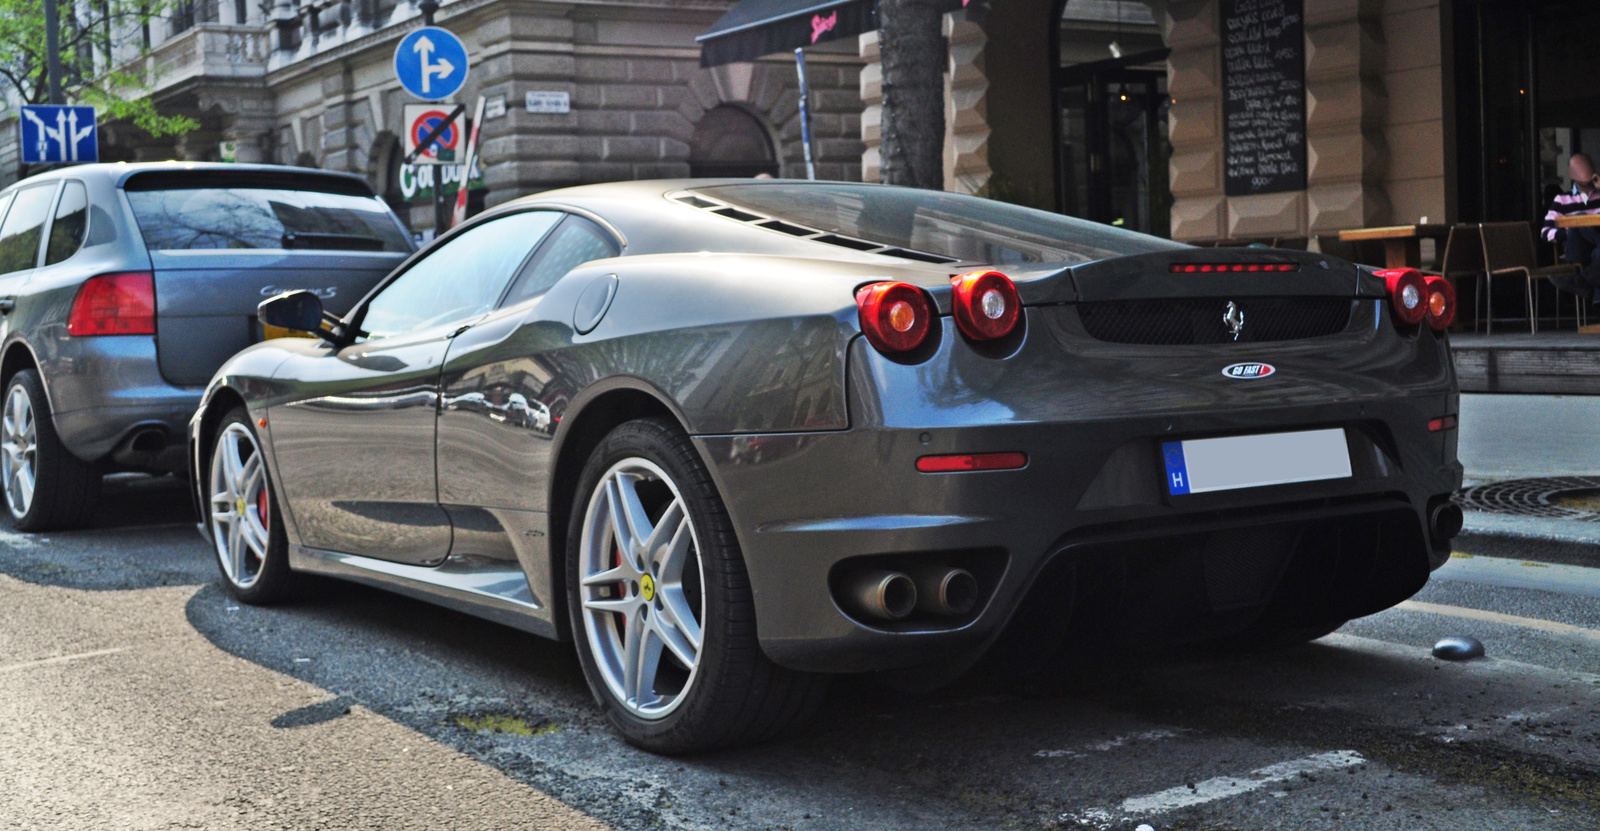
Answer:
xmin=1453 ymin=511 xmax=1600 ymax=569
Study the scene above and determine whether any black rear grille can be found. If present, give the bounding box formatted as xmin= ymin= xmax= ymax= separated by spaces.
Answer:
xmin=1076 ymin=297 xmax=1353 ymax=345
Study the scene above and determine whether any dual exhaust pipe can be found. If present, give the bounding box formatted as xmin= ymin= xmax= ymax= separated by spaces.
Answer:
xmin=841 ymin=566 xmax=980 ymax=621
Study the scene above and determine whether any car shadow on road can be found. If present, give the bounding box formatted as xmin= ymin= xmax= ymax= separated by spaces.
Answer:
xmin=0 ymin=473 xmax=210 ymax=591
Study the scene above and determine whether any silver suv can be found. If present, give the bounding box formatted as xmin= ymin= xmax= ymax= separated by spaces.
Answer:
xmin=0 ymin=163 xmax=414 ymax=530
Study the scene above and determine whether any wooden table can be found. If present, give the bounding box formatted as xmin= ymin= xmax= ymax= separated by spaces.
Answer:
xmin=1338 ymin=224 xmax=1454 ymax=269
xmin=1554 ymin=214 xmax=1600 ymax=228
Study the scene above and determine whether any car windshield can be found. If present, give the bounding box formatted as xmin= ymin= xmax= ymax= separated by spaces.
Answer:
xmin=694 ymin=182 xmax=1187 ymax=265
xmin=126 ymin=187 xmax=411 ymax=252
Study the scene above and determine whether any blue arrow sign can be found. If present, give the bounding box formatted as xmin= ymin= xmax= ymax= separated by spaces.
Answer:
xmin=20 ymin=105 xmax=97 ymax=164
xmin=394 ymin=27 xmax=469 ymax=101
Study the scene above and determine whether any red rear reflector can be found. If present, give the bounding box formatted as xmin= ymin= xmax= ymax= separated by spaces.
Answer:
xmin=67 ymin=271 xmax=155 ymax=336
xmin=1423 ymin=274 xmax=1457 ymax=331
xmin=915 ymin=452 xmax=1028 ymax=473
xmin=1428 ymin=415 xmax=1457 ymax=432
xmin=1169 ymin=263 xmax=1299 ymax=273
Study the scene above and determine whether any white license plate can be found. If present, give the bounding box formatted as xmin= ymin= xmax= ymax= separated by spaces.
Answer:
xmin=1161 ymin=428 xmax=1352 ymax=495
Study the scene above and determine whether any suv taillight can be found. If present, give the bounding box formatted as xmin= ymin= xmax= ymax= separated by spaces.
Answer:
xmin=67 ymin=272 xmax=156 ymax=336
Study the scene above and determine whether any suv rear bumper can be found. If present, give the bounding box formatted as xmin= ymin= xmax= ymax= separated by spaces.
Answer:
xmin=41 ymin=334 xmax=199 ymax=468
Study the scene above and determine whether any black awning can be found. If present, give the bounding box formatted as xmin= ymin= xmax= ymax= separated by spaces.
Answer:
xmin=697 ymin=0 xmax=876 ymax=67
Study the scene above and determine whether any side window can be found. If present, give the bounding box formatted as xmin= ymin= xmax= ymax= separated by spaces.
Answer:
xmin=0 ymin=185 xmax=57 ymax=275
xmin=359 ymin=211 xmax=563 ymax=340
xmin=45 ymin=181 xmax=88 ymax=265
xmin=500 ymin=215 xmax=620 ymax=307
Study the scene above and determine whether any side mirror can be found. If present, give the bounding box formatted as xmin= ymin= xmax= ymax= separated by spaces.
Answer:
xmin=258 ymin=290 xmax=326 ymax=337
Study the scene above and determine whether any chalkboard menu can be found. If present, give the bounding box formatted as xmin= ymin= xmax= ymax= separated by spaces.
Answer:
xmin=1221 ymin=0 xmax=1306 ymax=196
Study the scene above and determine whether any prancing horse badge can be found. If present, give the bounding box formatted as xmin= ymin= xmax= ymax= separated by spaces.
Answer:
xmin=1223 ymin=301 xmax=1245 ymax=340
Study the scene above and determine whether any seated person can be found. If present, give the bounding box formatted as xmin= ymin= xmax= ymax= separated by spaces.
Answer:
xmin=1545 ymin=153 xmax=1600 ymax=302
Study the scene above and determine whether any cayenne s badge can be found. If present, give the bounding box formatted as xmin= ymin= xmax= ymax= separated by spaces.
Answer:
xmin=1223 ymin=301 xmax=1245 ymax=340
xmin=1222 ymin=362 xmax=1275 ymax=379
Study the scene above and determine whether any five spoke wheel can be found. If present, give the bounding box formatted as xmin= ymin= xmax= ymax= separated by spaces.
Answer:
xmin=578 ymin=458 xmax=705 ymax=720
xmin=1 ymin=381 xmax=38 ymax=520
xmin=209 ymin=422 xmax=272 ymax=589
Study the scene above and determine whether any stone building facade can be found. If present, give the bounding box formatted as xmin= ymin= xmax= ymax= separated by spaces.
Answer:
xmin=0 ymin=0 xmax=863 ymax=233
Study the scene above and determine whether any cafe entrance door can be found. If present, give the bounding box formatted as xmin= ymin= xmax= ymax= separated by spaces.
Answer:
xmin=1056 ymin=52 xmax=1171 ymax=237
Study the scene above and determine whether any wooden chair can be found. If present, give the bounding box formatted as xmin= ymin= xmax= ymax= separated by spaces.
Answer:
xmin=1478 ymin=221 xmax=1581 ymax=334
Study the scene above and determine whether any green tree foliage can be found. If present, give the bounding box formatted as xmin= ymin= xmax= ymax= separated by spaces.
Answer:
xmin=0 ymin=0 xmax=197 ymax=137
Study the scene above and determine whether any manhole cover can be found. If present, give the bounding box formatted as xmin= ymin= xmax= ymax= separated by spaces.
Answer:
xmin=1455 ymin=476 xmax=1600 ymax=521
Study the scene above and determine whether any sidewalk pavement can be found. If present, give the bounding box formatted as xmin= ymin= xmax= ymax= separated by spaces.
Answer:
xmin=1455 ymin=393 xmax=1600 ymax=565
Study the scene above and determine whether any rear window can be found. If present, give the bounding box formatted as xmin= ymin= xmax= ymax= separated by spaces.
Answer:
xmin=126 ymin=187 xmax=412 ymax=252
xmin=694 ymin=183 xmax=1187 ymax=265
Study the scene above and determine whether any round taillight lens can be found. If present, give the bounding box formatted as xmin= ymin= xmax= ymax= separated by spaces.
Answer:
xmin=1423 ymin=274 xmax=1456 ymax=331
xmin=855 ymin=281 xmax=932 ymax=354
xmin=950 ymin=270 xmax=1021 ymax=341
xmin=1378 ymin=268 xmax=1428 ymax=326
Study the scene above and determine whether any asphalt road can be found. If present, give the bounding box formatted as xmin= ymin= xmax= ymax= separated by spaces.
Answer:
xmin=3 ymin=475 xmax=1599 ymax=830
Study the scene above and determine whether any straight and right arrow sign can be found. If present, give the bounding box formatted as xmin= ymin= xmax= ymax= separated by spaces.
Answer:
xmin=394 ymin=27 xmax=469 ymax=101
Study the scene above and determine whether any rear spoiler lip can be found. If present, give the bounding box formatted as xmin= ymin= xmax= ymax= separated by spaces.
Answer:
xmin=1063 ymin=249 xmax=1389 ymax=304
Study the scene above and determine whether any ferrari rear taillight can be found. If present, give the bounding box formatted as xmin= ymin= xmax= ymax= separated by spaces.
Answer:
xmin=950 ymin=270 xmax=1020 ymax=341
xmin=1423 ymin=275 xmax=1456 ymax=331
xmin=67 ymin=272 xmax=155 ymax=336
xmin=1377 ymin=268 xmax=1427 ymax=328
xmin=855 ymin=281 xmax=932 ymax=354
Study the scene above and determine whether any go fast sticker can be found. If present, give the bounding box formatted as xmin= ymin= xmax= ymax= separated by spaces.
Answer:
xmin=1221 ymin=362 xmax=1275 ymax=379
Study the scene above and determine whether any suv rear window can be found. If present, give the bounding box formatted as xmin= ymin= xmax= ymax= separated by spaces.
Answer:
xmin=126 ymin=187 xmax=411 ymax=252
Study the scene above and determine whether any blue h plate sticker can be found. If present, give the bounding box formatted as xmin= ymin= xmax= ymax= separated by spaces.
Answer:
xmin=1162 ymin=441 xmax=1190 ymax=495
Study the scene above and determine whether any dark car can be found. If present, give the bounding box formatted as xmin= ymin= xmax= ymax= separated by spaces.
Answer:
xmin=188 ymin=180 xmax=1463 ymax=753
xmin=0 ymin=163 xmax=413 ymax=530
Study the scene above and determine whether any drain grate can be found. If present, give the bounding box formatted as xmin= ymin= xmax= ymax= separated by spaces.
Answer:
xmin=1455 ymin=476 xmax=1600 ymax=521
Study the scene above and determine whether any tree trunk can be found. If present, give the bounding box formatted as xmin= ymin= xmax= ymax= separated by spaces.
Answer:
xmin=877 ymin=0 xmax=944 ymax=190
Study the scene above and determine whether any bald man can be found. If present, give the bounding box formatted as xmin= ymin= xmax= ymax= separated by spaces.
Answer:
xmin=1545 ymin=154 xmax=1600 ymax=303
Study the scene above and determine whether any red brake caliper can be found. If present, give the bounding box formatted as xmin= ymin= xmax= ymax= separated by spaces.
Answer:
xmin=257 ymin=488 xmax=269 ymax=529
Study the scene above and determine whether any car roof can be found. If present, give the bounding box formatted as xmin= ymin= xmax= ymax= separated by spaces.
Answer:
xmin=1 ymin=161 xmax=373 ymax=193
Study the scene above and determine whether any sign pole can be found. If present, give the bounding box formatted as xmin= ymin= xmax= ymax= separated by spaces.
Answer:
xmin=43 ymin=0 xmax=64 ymax=105
xmin=452 ymin=96 xmax=487 ymax=229
xmin=794 ymin=48 xmax=816 ymax=180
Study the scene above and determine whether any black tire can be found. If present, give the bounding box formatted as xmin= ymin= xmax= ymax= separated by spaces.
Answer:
xmin=206 ymin=407 xmax=296 ymax=604
xmin=2 ymin=369 xmax=99 ymax=531
xmin=565 ymin=417 xmax=828 ymax=754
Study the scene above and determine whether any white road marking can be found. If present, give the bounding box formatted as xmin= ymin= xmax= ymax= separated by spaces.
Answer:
xmin=1036 ymin=729 xmax=1186 ymax=759
xmin=1436 ymin=554 xmax=1600 ymax=599
xmin=0 ymin=647 xmax=128 ymax=674
xmin=1397 ymin=600 xmax=1600 ymax=644
xmin=1120 ymin=750 xmax=1365 ymax=815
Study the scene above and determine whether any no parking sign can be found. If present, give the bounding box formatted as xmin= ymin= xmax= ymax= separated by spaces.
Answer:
xmin=403 ymin=104 xmax=460 ymax=163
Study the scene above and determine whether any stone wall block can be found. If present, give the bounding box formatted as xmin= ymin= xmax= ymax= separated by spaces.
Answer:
xmin=634 ymin=162 xmax=690 ymax=178
xmin=1169 ymin=147 xmax=1220 ymax=196
xmin=628 ymin=59 xmax=674 ymax=84
xmin=508 ymin=54 xmax=577 ymax=79
xmin=1228 ymin=191 xmax=1306 ymax=238
xmin=861 ymin=144 xmax=880 ymax=183
xmin=1307 ymin=181 xmax=1389 ymax=231
xmin=578 ymin=57 xmax=630 ymax=82
xmin=579 ymin=161 xmax=633 ymax=181
xmin=633 ymin=110 xmax=694 ymax=140
xmin=578 ymin=110 xmax=631 ymax=134
xmin=859 ymin=30 xmax=879 ymax=62
xmin=1167 ymin=98 xmax=1217 ymax=144
xmin=1382 ymin=6 xmax=1440 ymax=72
xmin=599 ymin=85 xmax=657 ymax=110
xmin=1164 ymin=0 xmax=1218 ymax=48
xmin=686 ymin=72 xmax=721 ymax=111
xmin=659 ymin=137 xmax=690 ymax=160
xmin=1171 ymin=194 xmax=1225 ymax=240
xmin=1306 ymin=77 xmax=1385 ymax=129
xmin=751 ymin=67 xmax=788 ymax=112
xmin=603 ymin=135 xmax=657 ymax=161
xmin=1167 ymin=47 xmax=1219 ymax=99
xmin=861 ymin=104 xmax=881 ymax=144
xmin=1308 ymin=130 xmax=1386 ymax=183
xmin=859 ymin=62 xmax=883 ymax=106
xmin=817 ymin=137 xmax=864 ymax=161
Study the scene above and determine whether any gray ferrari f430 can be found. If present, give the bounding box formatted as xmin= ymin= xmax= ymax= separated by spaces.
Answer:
xmin=189 ymin=180 xmax=1463 ymax=753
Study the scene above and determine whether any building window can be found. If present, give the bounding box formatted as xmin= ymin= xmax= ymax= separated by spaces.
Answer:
xmin=171 ymin=0 xmax=218 ymax=35
xmin=689 ymin=106 xmax=778 ymax=178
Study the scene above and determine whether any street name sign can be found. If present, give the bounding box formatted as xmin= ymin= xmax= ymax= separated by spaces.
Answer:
xmin=403 ymin=104 xmax=460 ymax=162
xmin=394 ymin=27 xmax=469 ymax=101
xmin=20 ymin=105 xmax=97 ymax=164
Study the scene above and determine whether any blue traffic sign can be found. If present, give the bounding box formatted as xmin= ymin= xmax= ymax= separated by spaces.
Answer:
xmin=394 ymin=27 xmax=469 ymax=101
xmin=20 ymin=105 xmax=97 ymax=164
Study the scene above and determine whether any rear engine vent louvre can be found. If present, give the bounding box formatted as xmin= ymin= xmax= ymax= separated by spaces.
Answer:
xmin=669 ymin=190 xmax=959 ymax=264
xmin=1077 ymin=298 xmax=1353 ymax=345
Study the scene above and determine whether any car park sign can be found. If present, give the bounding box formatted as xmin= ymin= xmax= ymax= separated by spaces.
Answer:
xmin=20 ymin=105 xmax=97 ymax=164
xmin=394 ymin=27 xmax=469 ymax=101
xmin=403 ymin=104 xmax=459 ymax=162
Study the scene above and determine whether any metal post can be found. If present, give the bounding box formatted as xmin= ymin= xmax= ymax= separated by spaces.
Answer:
xmin=794 ymin=48 xmax=816 ymax=180
xmin=418 ymin=0 xmax=437 ymax=25
xmin=44 ymin=0 xmax=65 ymax=105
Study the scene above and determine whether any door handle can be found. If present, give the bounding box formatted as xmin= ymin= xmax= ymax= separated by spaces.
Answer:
xmin=0 ymin=298 xmax=14 ymax=314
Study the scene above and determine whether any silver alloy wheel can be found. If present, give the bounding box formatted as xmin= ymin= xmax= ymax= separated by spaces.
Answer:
xmin=1 ymin=382 xmax=37 ymax=519
xmin=578 ymin=458 xmax=706 ymax=720
xmin=209 ymin=422 xmax=271 ymax=588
